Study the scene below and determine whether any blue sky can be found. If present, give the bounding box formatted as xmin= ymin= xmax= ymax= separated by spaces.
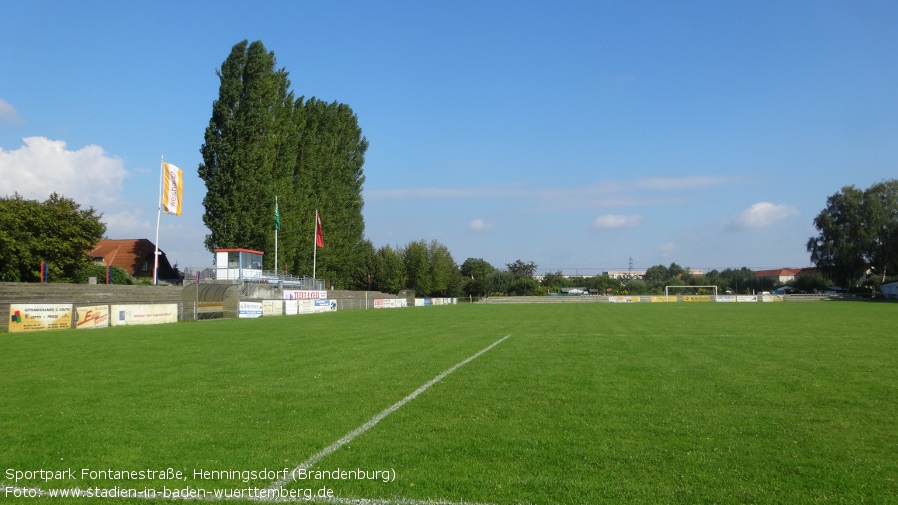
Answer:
xmin=2 ymin=1 xmax=896 ymax=275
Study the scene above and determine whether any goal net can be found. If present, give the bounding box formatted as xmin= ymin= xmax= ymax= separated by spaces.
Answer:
xmin=664 ymin=285 xmax=718 ymax=301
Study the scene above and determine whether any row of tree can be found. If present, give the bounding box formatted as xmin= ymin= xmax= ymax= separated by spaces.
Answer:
xmin=539 ymin=264 xmax=809 ymax=296
xmin=365 ymin=240 xmax=462 ymax=296
xmin=199 ymin=40 xmax=368 ymax=289
xmin=0 ymin=188 xmax=874 ymax=295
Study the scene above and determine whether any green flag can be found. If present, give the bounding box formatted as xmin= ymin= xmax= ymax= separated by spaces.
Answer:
xmin=274 ymin=198 xmax=280 ymax=231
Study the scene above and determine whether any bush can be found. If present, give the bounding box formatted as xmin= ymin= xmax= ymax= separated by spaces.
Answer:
xmin=790 ymin=274 xmax=828 ymax=294
xmin=73 ymin=264 xmax=134 ymax=285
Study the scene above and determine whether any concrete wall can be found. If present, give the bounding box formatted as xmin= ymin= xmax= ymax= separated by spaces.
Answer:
xmin=0 ymin=282 xmax=408 ymax=331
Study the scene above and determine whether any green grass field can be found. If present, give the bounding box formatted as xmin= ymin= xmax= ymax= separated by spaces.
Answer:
xmin=1 ymin=302 xmax=897 ymax=504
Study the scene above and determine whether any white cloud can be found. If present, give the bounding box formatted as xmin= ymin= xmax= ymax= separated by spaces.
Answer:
xmin=468 ymin=218 xmax=492 ymax=231
xmin=592 ymin=213 xmax=642 ymax=230
xmin=365 ymin=175 xmax=739 ymax=212
xmin=0 ymin=99 xmax=22 ymax=124
xmin=0 ymin=136 xmax=128 ymax=208
xmin=728 ymin=202 xmax=798 ymax=231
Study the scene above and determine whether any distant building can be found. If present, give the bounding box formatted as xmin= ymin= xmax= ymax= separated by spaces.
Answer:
xmin=754 ymin=268 xmax=802 ymax=284
xmin=882 ymin=281 xmax=898 ymax=299
xmin=602 ymin=269 xmax=704 ymax=279
xmin=603 ymin=270 xmax=647 ymax=279
xmin=90 ymin=239 xmax=179 ymax=280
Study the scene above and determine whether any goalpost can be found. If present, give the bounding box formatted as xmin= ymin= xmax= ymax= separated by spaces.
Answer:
xmin=664 ymin=285 xmax=718 ymax=301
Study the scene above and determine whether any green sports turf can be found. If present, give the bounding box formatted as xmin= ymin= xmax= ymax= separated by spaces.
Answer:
xmin=1 ymin=302 xmax=896 ymax=504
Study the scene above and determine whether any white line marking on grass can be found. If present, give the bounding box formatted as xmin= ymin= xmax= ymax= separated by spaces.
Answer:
xmin=0 ymin=337 xmax=509 ymax=505
xmin=268 ymin=335 xmax=511 ymax=493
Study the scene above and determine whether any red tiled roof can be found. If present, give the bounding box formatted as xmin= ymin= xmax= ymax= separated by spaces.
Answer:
xmin=754 ymin=268 xmax=802 ymax=278
xmin=89 ymin=239 xmax=176 ymax=278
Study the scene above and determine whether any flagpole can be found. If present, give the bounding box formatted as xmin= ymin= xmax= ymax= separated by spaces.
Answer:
xmin=274 ymin=196 xmax=278 ymax=278
xmin=312 ymin=209 xmax=318 ymax=285
xmin=153 ymin=156 xmax=163 ymax=286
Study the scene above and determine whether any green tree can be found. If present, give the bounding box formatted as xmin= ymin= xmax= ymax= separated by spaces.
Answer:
xmin=861 ymin=180 xmax=898 ymax=280
xmin=508 ymin=277 xmax=540 ymax=296
xmin=643 ymin=264 xmax=669 ymax=284
xmin=352 ymin=239 xmax=377 ymax=291
xmin=403 ymin=240 xmax=432 ymax=295
xmin=681 ymin=268 xmax=701 ymax=286
xmin=625 ymin=278 xmax=647 ymax=295
xmin=506 ymin=259 xmax=537 ymax=278
xmin=806 ymin=182 xmax=898 ymax=287
xmin=291 ymin=99 xmax=368 ymax=287
xmin=484 ymin=270 xmax=515 ymax=296
xmin=460 ymin=258 xmax=496 ymax=297
xmin=0 ymin=193 xmax=105 ymax=282
xmin=200 ymin=40 xmax=369 ymax=289
xmin=667 ymin=262 xmax=685 ymax=278
xmin=717 ymin=267 xmax=756 ymax=294
xmin=540 ymin=270 xmax=573 ymax=292
xmin=427 ymin=240 xmax=460 ymax=296
xmin=199 ymin=40 xmax=298 ymax=262
xmin=807 ymin=185 xmax=866 ymax=287
xmin=790 ymin=273 xmax=828 ymax=294
xmin=372 ymin=245 xmax=406 ymax=294
xmin=577 ymin=274 xmax=619 ymax=295
xmin=460 ymin=258 xmax=495 ymax=280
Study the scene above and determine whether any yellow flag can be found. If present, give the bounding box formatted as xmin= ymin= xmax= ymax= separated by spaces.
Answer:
xmin=162 ymin=162 xmax=183 ymax=216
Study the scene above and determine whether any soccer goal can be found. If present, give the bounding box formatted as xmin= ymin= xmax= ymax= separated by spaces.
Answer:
xmin=664 ymin=285 xmax=718 ymax=301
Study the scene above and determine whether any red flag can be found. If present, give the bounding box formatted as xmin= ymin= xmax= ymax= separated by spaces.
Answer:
xmin=315 ymin=211 xmax=324 ymax=248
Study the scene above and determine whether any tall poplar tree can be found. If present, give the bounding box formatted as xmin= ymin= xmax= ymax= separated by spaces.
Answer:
xmin=199 ymin=40 xmax=298 ymax=267
xmin=200 ymin=40 xmax=368 ymax=286
xmin=290 ymin=98 xmax=368 ymax=287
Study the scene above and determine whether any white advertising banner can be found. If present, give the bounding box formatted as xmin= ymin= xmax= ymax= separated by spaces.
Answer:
xmin=262 ymin=300 xmax=283 ymax=316
xmin=110 ymin=304 xmax=178 ymax=326
xmin=283 ymin=290 xmax=327 ymax=300
xmin=315 ymin=299 xmax=337 ymax=312
xmin=239 ymin=301 xmax=263 ymax=318
xmin=284 ymin=300 xmax=298 ymax=315
xmin=75 ymin=305 xmax=110 ymax=329
xmin=296 ymin=299 xmax=336 ymax=314
xmin=715 ymin=295 xmax=737 ymax=303
xmin=8 ymin=304 xmax=73 ymax=332
xmin=737 ymin=295 xmax=759 ymax=303
xmin=376 ymin=299 xmax=406 ymax=308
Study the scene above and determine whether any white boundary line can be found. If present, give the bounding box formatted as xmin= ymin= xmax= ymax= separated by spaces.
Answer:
xmin=1 ymin=335 xmax=510 ymax=505
xmin=268 ymin=335 xmax=511 ymax=492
